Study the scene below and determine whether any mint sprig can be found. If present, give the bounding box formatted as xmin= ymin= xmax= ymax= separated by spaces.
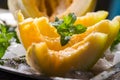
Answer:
xmin=51 ymin=13 xmax=87 ymax=46
xmin=0 ymin=24 xmax=19 ymax=59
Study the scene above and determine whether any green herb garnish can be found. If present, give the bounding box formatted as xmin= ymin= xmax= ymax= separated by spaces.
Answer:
xmin=51 ymin=13 xmax=87 ymax=46
xmin=110 ymin=30 xmax=120 ymax=51
xmin=0 ymin=24 xmax=19 ymax=59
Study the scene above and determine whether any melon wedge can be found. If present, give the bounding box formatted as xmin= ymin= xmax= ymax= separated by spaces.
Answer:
xmin=17 ymin=12 xmax=120 ymax=76
xmin=74 ymin=11 xmax=108 ymax=27
xmin=8 ymin=0 xmax=97 ymax=20
xmin=17 ymin=11 xmax=109 ymax=50
xmin=26 ymin=32 xmax=107 ymax=76
xmin=18 ymin=17 xmax=119 ymax=51
xmin=26 ymin=17 xmax=120 ymax=76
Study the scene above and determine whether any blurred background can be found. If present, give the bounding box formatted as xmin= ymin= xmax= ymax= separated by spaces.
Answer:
xmin=0 ymin=0 xmax=120 ymax=19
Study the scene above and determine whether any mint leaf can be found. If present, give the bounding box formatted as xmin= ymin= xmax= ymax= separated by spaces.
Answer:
xmin=0 ymin=24 xmax=20 ymax=59
xmin=51 ymin=13 xmax=87 ymax=46
xmin=0 ymin=45 xmax=6 ymax=58
xmin=60 ymin=35 xmax=71 ymax=46
xmin=51 ymin=17 xmax=63 ymax=28
xmin=64 ymin=13 xmax=76 ymax=25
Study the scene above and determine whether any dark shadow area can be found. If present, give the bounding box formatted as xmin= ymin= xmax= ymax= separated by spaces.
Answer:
xmin=95 ymin=0 xmax=110 ymax=11
xmin=0 ymin=0 xmax=8 ymax=9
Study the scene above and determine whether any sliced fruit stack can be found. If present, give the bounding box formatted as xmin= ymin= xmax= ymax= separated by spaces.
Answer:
xmin=17 ymin=11 xmax=120 ymax=76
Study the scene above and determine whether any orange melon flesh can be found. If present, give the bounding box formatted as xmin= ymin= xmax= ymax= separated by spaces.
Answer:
xmin=26 ymin=17 xmax=120 ymax=76
xmin=34 ymin=17 xmax=59 ymax=38
xmin=17 ymin=10 xmax=120 ymax=76
xmin=18 ymin=18 xmax=44 ymax=49
xmin=74 ymin=11 xmax=108 ymax=27
xmin=95 ymin=18 xmax=120 ymax=50
xmin=21 ymin=0 xmax=45 ymax=18
xmin=8 ymin=0 xmax=97 ymax=19
xmin=18 ymin=11 xmax=109 ymax=50
xmin=26 ymin=32 xmax=107 ymax=76
xmin=23 ymin=19 xmax=118 ymax=51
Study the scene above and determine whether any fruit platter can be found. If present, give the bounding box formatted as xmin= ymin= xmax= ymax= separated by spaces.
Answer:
xmin=0 ymin=0 xmax=120 ymax=80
